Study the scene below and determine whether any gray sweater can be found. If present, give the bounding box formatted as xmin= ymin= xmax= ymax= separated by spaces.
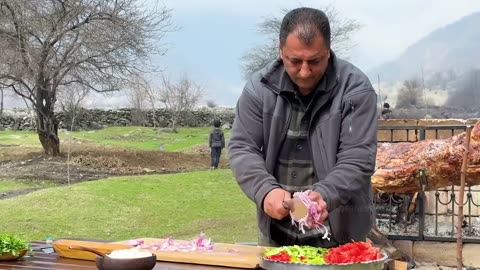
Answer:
xmin=228 ymin=53 xmax=378 ymax=244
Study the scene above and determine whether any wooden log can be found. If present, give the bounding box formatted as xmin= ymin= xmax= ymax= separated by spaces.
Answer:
xmin=367 ymin=228 xmax=415 ymax=268
xmin=372 ymin=120 xmax=480 ymax=193
xmin=388 ymin=260 xmax=409 ymax=270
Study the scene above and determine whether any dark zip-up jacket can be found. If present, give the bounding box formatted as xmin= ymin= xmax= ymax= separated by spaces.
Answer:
xmin=228 ymin=53 xmax=378 ymax=244
xmin=209 ymin=127 xmax=225 ymax=148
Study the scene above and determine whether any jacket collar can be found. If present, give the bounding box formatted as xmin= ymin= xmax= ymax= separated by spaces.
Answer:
xmin=261 ymin=50 xmax=339 ymax=96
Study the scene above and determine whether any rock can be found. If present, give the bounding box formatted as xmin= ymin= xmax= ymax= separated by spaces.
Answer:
xmin=0 ymin=108 xmax=236 ymax=131
xmin=413 ymin=242 xmax=457 ymax=267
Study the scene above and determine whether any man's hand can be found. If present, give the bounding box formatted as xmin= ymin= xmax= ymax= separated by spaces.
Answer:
xmin=263 ymin=188 xmax=291 ymax=220
xmin=308 ymin=191 xmax=328 ymax=223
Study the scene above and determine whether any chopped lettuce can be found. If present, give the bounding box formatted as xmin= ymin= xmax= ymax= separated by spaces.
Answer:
xmin=0 ymin=234 xmax=30 ymax=256
xmin=263 ymin=245 xmax=328 ymax=265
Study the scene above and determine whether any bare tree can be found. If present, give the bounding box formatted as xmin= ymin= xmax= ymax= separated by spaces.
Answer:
xmin=57 ymin=85 xmax=89 ymax=131
xmin=128 ymin=74 xmax=158 ymax=128
xmin=0 ymin=0 xmax=174 ymax=156
xmin=127 ymin=76 xmax=149 ymax=126
xmin=446 ymin=69 xmax=480 ymax=110
xmin=144 ymin=81 xmax=158 ymax=128
xmin=240 ymin=5 xmax=362 ymax=79
xmin=159 ymin=74 xmax=204 ymax=132
xmin=57 ymin=85 xmax=88 ymax=186
xmin=396 ymin=78 xmax=424 ymax=109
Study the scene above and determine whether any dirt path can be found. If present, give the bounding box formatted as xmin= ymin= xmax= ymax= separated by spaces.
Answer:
xmin=0 ymin=144 xmax=224 ymax=199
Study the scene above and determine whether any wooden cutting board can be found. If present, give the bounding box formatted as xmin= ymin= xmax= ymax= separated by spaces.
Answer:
xmin=53 ymin=238 xmax=266 ymax=269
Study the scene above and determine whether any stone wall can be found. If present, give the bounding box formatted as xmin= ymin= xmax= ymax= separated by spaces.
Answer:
xmin=393 ymin=240 xmax=480 ymax=268
xmin=2 ymin=110 xmax=477 ymax=132
xmin=0 ymin=108 xmax=235 ymax=131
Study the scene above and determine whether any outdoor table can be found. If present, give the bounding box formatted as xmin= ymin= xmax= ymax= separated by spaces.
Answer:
xmin=0 ymin=241 xmax=262 ymax=270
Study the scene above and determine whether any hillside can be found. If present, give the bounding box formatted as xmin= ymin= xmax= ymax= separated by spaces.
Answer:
xmin=368 ymin=11 xmax=480 ymax=84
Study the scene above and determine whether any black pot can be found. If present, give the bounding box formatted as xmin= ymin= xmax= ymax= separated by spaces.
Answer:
xmin=69 ymin=245 xmax=156 ymax=270
xmin=95 ymin=253 xmax=157 ymax=270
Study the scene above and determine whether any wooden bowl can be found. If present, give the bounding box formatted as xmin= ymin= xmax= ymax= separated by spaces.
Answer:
xmin=0 ymin=250 xmax=28 ymax=261
xmin=95 ymin=254 xmax=157 ymax=270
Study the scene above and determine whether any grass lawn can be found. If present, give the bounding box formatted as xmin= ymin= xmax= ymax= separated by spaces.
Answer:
xmin=1 ymin=126 xmax=243 ymax=243
xmin=0 ymin=169 xmax=257 ymax=244
xmin=0 ymin=180 xmax=57 ymax=193
xmin=69 ymin=126 xmax=230 ymax=151
xmin=0 ymin=126 xmax=230 ymax=151
xmin=0 ymin=130 xmax=42 ymax=148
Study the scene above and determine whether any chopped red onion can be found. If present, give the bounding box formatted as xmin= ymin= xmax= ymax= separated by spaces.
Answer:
xmin=127 ymin=233 xmax=215 ymax=252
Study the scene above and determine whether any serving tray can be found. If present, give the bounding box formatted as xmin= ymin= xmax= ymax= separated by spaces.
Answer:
xmin=258 ymin=253 xmax=388 ymax=270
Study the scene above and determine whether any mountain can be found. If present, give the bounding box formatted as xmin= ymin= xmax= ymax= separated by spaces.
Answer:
xmin=368 ymin=11 xmax=480 ymax=84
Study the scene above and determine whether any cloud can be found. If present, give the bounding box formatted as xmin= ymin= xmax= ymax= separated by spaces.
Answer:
xmin=6 ymin=1 xmax=480 ymax=110
xmin=165 ymin=0 xmax=480 ymax=68
xmin=83 ymin=92 xmax=129 ymax=109
xmin=203 ymin=79 xmax=244 ymax=107
xmin=163 ymin=0 xmax=286 ymax=16
xmin=2 ymin=94 xmax=26 ymax=109
xmin=334 ymin=1 xmax=480 ymax=69
xmin=160 ymin=0 xmax=480 ymax=106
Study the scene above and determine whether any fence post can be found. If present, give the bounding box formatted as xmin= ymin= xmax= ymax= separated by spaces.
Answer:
xmin=418 ymin=169 xmax=427 ymax=240
xmin=419 ymin=128 xmax=426 ymax=141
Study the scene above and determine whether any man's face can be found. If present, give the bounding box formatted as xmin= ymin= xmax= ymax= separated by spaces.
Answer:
xmin=280 ymin=33 xmax=330 ymax=95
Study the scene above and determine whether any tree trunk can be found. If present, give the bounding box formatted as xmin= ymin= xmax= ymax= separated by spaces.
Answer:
xmin=0 ymin=88 xmax=3 ymax=115
xmin=152 ymin=108 xmax=156 ymax=129
xmin=37 ymin=109 xmax=60 ymax=156
xmin=38 ymin=128 xmax=60 ymax=156
xmin=36 ymin=84 xmax=60 ymax=156
xmin=171 ymin=112 xmax=178 ymax=133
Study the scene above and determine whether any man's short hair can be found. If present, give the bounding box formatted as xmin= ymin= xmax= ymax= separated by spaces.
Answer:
xmin=279 ymin=7 xmax=331 ymax=48
xmin=213 ymin=119 xmax=221 ymax=127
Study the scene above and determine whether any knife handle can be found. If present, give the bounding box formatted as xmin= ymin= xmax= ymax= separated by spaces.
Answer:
xmin=282 ymin=200 xmax=289 ymax=209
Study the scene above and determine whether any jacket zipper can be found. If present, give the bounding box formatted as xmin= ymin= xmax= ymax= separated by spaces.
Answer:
xmin=344 ymin=88 xmax=374 ymax=135
xmin=262 ymin=82 xmax=293 ymax=143
xmin=260 ymin=81 xmax=291 ymax=238
xmin=348 ymin=100 xmax=355 ymax=135
xmin=308 ymin=128 xmax=329 ymax=180
xmin=282 ymin=98 xmax=292 ymax=143
xmin=343 ymin=88 xmax=374 ymax=99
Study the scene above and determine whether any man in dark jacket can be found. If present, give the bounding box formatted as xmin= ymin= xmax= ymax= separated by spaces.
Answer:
xmin=209 ymin=119 xmax=225 ymax=169
xmin=228 ymin=7 xmax=378 ymax=247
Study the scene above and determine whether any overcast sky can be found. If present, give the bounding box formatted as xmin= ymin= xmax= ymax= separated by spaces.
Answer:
xmin=4 ymin=1 xmax=480 ymax=109
xmin=153 ymin=0 xmax=480 ymax=107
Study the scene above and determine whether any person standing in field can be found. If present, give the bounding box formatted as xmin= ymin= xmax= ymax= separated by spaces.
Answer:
xmin=209 ymin=119 xmax=225 ymax=169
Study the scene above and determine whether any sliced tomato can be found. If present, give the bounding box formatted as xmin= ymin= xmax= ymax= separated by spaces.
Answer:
xmin=324 ymin=241 xmax=382 ymax=264
xmin=265 ymin=250 xmax=291 ymax=262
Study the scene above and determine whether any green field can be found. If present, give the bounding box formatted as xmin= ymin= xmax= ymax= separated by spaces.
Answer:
xmin=70 ymin=126 xmax=230 ymax=151
xmin=0 ymin=170 xmax=256 ymax=243
xmin=1 ymin=126 xmax=230 ymax=151
xmin=0 ymin=126 xmax=255 ymax=244
xmin=0 ymin=131 xmax=41 ymax=148
xmin=0 ymin=180 xmax=56 ymax=193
